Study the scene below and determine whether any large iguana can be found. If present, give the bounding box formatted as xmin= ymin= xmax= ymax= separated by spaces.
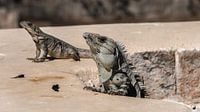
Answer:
xmin=20 ymin=21 xmax=92 ymax=62
xmin=83 ymin=32 xmax=145 ymax=97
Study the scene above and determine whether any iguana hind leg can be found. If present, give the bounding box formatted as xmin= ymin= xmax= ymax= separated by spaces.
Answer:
xmin=72 ymin=52 xmax=80 ymax=61
xmin=35 ymin=47 xmax=40 ymax=58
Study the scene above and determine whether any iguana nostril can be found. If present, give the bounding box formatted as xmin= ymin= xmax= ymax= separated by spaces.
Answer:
xmin=83 ymin=32 xmax=90 ymax=38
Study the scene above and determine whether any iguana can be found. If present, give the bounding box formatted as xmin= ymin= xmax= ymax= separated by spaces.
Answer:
xmin=20 ymin=21 xmax=92 ymax=62
xmin=83 ymin=32 xmax=145 ymax=97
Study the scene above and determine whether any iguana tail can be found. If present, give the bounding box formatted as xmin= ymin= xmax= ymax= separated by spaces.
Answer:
xmin=77 ymin=48 xmax=92 ymax=58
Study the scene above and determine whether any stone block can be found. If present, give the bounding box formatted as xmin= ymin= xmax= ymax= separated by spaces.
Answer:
xmin=177 ymin=50 xmax=200 ymax=103
xmin=131 ymin=50 xmax=176 ymax=99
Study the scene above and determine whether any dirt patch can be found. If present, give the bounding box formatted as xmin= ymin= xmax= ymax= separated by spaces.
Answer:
xmin=28 ymin=76 xmax=65 ymax=82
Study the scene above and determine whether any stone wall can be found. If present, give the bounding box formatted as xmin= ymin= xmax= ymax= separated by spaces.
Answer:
xmin=130 ymin=49 xmax=200 ymax=104
xmin=76 ymin=49 xmax=200 ymax=104
xmin=1 ymin=0 xmax=200 ymax=28
xmin=131 ymin=51 xmax=176 ymax=99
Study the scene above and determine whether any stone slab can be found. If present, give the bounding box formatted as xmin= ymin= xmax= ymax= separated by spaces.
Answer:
xmin=131 ymin=51 xmax=176 ymax=99
xmin=177 ymin=50 xmax=200 ymax=104
xmin=1 ymin=22 xmax=199 ymax=112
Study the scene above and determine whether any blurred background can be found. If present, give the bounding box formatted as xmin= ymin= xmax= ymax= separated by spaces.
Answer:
xmin=1 ymin=0 xmax=200 ymax=29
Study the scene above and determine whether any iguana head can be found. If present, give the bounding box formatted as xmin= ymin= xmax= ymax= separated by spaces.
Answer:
xmin=83 ymin=32 xmax=117 ymax=55
xmin=83 ymin=32 xmax=119 ymax=83
xmin=20 ymin=21 xmax=43 ymax=37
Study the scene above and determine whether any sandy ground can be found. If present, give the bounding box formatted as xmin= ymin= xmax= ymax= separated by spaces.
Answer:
xmin=1 ymin=22 xmax=199 ymax=112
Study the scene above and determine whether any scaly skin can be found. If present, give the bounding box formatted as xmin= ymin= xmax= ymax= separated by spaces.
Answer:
xmin=83 ymin=32 xmax=145 ymax=97
xmin=20 ymin=21 xmax=92 ymax=62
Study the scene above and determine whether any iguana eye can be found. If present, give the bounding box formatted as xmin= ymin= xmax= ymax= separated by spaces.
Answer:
xmin=27 ymin=22 xmax=32 ymax=26
xmin=98 ymin=37 xmax=107 ymax=43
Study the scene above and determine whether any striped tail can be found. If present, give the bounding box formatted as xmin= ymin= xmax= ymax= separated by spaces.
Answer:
xmin=77 ymin=48 xmax=92 ymax=58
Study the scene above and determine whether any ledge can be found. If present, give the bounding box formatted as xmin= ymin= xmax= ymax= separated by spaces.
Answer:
xmin=1 ymin=22 xmax=199 ymax=112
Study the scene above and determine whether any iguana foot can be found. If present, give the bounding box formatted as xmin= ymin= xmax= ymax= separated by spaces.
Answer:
xmin=26 ymin=58 xmax=45 ymax=62
xmin=84 ymin=84 xmax=106 ymax=93
xmin=83 ymin=80 xmax=96 ymax=91
xmin=33 ymin=58 xmax=45 ymax=62
xmin=26 ymin=58 xmax=35 ymax=61
xmin=83 ymin=86 xmax=98 ymax=91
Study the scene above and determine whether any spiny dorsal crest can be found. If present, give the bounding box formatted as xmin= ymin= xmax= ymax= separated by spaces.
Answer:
xmin=116 ymin=42 xmax=133 ymax=72
xmin=116 ymin=41 xmax=133 ymax=70
xmin=116 ymin=41 xmax=146 ymax=93
xmin=116 ymin=41 xmax=126 ymax=51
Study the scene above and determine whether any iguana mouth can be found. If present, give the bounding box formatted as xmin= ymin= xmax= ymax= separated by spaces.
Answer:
xmin=20 ymin=21 xmax=30 ymax=28
xmin=20 ymin=21 xmax=39 ymax=36
xmin=83 ymin=32 xmax=115 ymax=54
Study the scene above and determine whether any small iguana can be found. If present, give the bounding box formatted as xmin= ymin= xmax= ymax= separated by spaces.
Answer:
xmin=83 ymin=32 xmax=145 ymax=97
xmin=20 ymin=21 xmax=92 ymax=62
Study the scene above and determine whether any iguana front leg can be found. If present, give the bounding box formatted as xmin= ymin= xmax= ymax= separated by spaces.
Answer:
xmin=107 ymin=84 xmax=128 ymax=95
xmin=83 ymin=83 xmax=106 ymax=93
xmin=26 ymin=47 xmax=41 ymax=61
xmin=35 ymin=47 xmax=40 ymax=59
xmin=33 ymin=45 xmax=48 ymax=62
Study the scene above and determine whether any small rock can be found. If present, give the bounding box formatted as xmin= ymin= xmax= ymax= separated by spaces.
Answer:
xmin=192 ymin=106 xmax=200 ymax=112
xmin=52 ymin=84 xmax=60 ymax=92
xmin=12 ymin=74 xmax=25 ymax=79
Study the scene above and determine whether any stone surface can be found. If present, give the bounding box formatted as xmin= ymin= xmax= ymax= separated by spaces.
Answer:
xmin=0 ymin=22 xmax=196 ymax=112
xmin=131 ymin=51 xmax=176 ymax=99
xmin=177 ymin=50 xmax=200 ymax=104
